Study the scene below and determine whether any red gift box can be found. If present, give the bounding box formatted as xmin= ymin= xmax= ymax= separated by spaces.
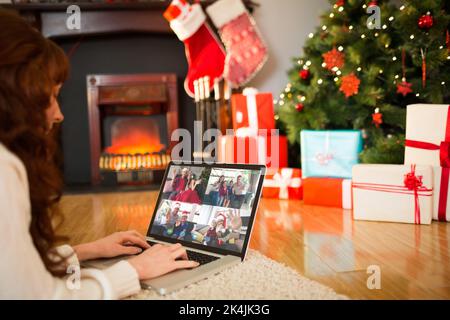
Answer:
xmin=217 ymin=134 xmax=287 ymax=169
xmin=303 ymin=177 xmax=352 ymax=209
xmin=262 ymin=168 xmax=303 ymax=200
xmin=231 ymin=89 xmax=275 ymax=134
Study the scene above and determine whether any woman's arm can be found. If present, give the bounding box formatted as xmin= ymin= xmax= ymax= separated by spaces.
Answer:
xmin=73 ymin=230 xmax=150 ymax=262
xmin=0 ymin=161 xmax=140 ymax=299
xmin=0 ymin=160 xmax=199 ymax=299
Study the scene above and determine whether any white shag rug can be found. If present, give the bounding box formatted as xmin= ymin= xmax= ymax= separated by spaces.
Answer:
xmin=129 ymin=250 xmax=348 ymax=300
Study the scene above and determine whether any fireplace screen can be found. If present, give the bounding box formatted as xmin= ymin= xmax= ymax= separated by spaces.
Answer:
xmin=104 ymin=116 xmax=167 ymax=155
xmin=87 ymin=74 xmax=178 ymax=186
xmin=99 ymin=114 xmax=170 ymax=174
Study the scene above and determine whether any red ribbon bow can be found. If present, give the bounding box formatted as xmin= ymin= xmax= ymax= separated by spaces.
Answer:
xmin=404 ymin=165 xmax=423 ymax=190
xmin=404 ymin=165 xmax=423 ymax=224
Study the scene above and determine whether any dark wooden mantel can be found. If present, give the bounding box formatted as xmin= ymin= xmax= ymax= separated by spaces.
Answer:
xmin=1 ymin=1 xmax=257 ymax=39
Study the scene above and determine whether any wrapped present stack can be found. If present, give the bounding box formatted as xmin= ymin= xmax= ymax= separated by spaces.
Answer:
xmin=216 ymin=87 xmax=304 ymax=200
xmin=217 ymin=88 xmax=288 ymax=170
xmin=301 ymin=130 xmax=362 ymax=208
xmin=352 ymin=104 xmax=450 ymax=225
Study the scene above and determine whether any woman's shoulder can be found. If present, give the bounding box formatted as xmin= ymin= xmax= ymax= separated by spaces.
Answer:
xmin=0 ymin=143 xmax=28 ymax=188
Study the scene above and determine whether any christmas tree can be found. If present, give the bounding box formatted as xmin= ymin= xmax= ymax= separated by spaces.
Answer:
xmin=276 ymin=0 xmax=450 ymax=165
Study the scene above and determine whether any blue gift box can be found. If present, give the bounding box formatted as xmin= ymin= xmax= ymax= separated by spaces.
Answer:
xmin=301 ymin=130 xmax=363 ymax=179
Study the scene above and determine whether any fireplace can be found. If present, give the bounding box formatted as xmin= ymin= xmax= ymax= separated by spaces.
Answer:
xmin=87 ymin=73 xmax=178 ymax=186
xmin=3 ymin=2 xmax=255 ymax=188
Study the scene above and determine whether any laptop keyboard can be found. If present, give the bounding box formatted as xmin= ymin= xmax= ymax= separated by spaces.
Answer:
xmin=147 ymin=241 xmax=220 ymax=265
xmin=186 ymin=250 xmax=220 ymax=265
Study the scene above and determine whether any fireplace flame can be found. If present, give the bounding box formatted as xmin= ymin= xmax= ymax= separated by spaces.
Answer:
xmin=104 ymin=116 xmax=167 ymax=155
xmin=105 ymin=130 xmax=165 ymax=155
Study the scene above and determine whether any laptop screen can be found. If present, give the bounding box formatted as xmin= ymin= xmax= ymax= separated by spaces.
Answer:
xmin=148 ymin=162 xmax=265 ymax=256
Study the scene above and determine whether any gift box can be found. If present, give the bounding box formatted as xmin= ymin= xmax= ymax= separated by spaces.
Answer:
xmin=301 ymin=130 xmax=363 ymax=179
xmin=303 ymin=177 xmax=352 ymax=209
xmin=352 ymin=164 xmax=433 ymax=225
xmin=404 ymin=104 xmax=450 ymax=221
xmin=262 ymin=168 xmax=302 ymax=200
xmin=231 ymin=88 xmax=275 ymax=136
xmin=217 ymin=134 xmax=287 ymax=168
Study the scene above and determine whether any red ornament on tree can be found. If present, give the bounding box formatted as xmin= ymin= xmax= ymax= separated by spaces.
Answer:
xmin=368 ymin=1 xmax=378 ymax=7
xmin=336 ymin=0 xmax=344 ymax=7
xmin=418 ymin=12 xmax=434 ymax=30
xmin=322 ymin=47 xmax=345 ymax=72
xmin=397 ymin=79 xmax=413 ymax=97
xmin=295 ymin=103 xmax=304 ymax=112
xmin=299 ymin=69 xmax=310 ymax=80
xmin=372 ymin=111 xmax=383 ymax=128
xmin=339 ymin=73 xmax=360 ymax=98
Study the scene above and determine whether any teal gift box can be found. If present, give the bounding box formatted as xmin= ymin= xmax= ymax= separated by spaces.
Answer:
xmin=301 ymin=130 xmax=363 ymax=179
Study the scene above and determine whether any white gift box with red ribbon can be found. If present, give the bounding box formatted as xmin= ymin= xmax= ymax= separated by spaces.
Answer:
xmin=352 ymin=164 xmax=433 ymax=225
xmin=404 ymin=104 xmax=450 ymax=221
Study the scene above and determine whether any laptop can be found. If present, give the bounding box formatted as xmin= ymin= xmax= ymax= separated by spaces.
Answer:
xmin=85 ymin=161 xmax=266 ymax=295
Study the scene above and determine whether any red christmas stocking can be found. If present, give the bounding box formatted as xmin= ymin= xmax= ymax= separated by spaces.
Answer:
xmin=164 ymin=0 xmax=226 ymax=97
xmin=207 ymin=0 xmax=268 ymax=88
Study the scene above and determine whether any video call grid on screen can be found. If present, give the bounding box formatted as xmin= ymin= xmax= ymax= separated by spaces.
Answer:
xmin=149 ymin=164 xmax=263 ymax=254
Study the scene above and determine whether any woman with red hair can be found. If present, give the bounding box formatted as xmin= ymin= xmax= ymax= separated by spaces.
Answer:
xmin=0 ymin=9 xmax=198 ymax=299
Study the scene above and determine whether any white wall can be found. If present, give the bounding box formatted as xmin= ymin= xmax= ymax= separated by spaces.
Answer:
xmin=248 ymin=0 xmax=330 ymax=96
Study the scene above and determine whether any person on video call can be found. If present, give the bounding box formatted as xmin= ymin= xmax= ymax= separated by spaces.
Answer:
xmin=169 ymin=167 xmax=189 ymax=200
xmin=172 ymin=213 xmax=189 ymax=239
xmin=174 ymin=174 xmax=202 ymax=204
xmin=203 ymin=219 xmax=219 ymax=247
xmin=0 ymin=10 xmax=199 ymax=299
xmin=218 ymin=179 xmax=228 ymax=207
xmin=231 ymin=175 xmax=247 ymax=209
xmin=209 ymin=175 xmax=225 ymax=206
xmin=218 ymin=209 xmax=243 ymax=250
xmin=158 ymin=206 xmax=170 ymax=225
xmin=224 ymin=180 xmax=234 ymax=207
xmin=170 ymin=202 xmax=181 ymax=222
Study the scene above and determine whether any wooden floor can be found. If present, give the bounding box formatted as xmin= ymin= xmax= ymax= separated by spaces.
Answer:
xmin=58 ymin=190 xmax=450 ymax=299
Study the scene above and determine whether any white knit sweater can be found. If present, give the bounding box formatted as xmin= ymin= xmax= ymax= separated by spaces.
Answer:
xmin=0 ymin=143 xmax=141 ymax=299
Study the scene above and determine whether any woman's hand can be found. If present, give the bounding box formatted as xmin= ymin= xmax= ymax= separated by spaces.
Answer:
xmin=73 ymin=230 xmax=150 ymax=261
xmin=128 ymin=243 xmax=199 ymax=280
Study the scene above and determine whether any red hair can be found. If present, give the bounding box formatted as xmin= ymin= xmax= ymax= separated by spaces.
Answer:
xmin=0 ymin=9 xmax=70 ymax=276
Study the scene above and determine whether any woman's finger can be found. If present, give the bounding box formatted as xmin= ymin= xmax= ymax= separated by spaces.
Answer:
xmin=168 ymin=243 xmax=182 ymax=252
xmin=122 ymin=235 xmax=150 ymax=249
xmin=170 ymin=247 xmax=188 ymax=261
xmin=175 ymin=260 xmax=200 ymax=270
xmin=128 ymin=230 xmax=147 ymax=242
xmin=151 ymin=243 xmax=163 ymax=250
xmin=120 ymin=245 xmax=143 ymax=256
